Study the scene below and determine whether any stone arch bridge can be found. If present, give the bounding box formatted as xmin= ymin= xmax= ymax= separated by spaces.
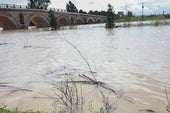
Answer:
xmin=0 ymin=4 xmax=105 ymax=30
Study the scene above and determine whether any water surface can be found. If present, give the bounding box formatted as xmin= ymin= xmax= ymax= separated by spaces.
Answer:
xmin=0 ymin=24 xmax=170 ymax=111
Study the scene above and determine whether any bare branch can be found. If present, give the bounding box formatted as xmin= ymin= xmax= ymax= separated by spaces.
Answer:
xmin=64 ymin=38 xmax=97 ymax=82
xmin=165 ymin=87 xmax=170 ymax=106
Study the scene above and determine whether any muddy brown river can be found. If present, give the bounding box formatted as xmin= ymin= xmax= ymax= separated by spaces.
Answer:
xmin=0 ymin=23 xmax=170 ymax=113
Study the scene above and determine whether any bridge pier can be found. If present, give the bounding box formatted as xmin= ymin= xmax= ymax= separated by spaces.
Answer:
xmin=19 ymin=24 xmax=27 ymax=29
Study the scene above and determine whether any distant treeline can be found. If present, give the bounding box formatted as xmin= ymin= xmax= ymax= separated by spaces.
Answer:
xmin=79 ymin=9 xmax=170 ymax=20
xmin=115 ymin=14 xmax=170 ymax=22
xmin=165 ymin=14 xmax=170 ymax=18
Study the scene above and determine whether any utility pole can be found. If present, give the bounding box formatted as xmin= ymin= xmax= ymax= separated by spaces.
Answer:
xmin=142 ymin=2 xmax=144 ymax=20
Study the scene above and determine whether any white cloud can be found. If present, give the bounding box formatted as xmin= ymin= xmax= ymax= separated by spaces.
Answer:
xmin=0 ymin=0 xmax=170 ymax=15
xmin=49 ymin=0 xmax=170 ymax=15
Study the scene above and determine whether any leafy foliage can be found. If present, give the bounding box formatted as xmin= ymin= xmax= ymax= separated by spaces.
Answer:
xmin=79 ymin=9 xmax=87 ymax=14
xmin=27 ymin=0 xmax=51 ymax=10
xmin=48 ymin=9 xmax=58 ymax=30
xmin=66 ymin=1 xmax=78 ymax=13
xmin=105 ymin=4 xmax=115 ymax=28
xmin=88 ymin=10 xmax=107 ymax=16
xmin=127 ymin=11 xmax=133 ymax=17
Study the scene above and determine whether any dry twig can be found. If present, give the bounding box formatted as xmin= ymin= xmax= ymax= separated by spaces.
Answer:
xmin=165 ymin=87 xmax=170 ymax=113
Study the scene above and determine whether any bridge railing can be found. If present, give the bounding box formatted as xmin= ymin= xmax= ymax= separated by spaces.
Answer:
xmin=0 ymin=3 xmax=67 ymax=12
xmin=0 ymin=4 xmax=28 ymax=9
xmin=47 ymin=7 xmax=67 ymax=12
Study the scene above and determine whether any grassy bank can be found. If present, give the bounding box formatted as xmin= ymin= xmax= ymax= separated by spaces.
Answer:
xmin=0 ymin=108 xmax=40 ymax=113
xmin=115 ymin=14 xmax=170 ymax=22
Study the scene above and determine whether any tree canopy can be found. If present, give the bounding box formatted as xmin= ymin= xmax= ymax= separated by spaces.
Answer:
xmin=127 ymin=11 xmax=133 ymax=17
xmin=28 ymin=0 xmax=51 ymax=10
xmin=88 ymin=10 xmax=107 ymax=16
xmin=48 ymin=9 xmax=58 ymax=30
xmin=79 ymin=9 xmax=87 ymax=14
xmin=105 ymin=4 xmax=115 ymax=28
xmin=66 ymin=1 xmax=78 ymax=13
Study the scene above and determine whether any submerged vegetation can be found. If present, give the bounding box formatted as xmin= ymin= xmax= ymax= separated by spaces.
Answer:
xmin=48 ymin=9 xmax=58 ymax=30
xmin=49 ymin=39 xmax=120 ymax=113
xmin=105 ymin=4 xmax=115 ymax=28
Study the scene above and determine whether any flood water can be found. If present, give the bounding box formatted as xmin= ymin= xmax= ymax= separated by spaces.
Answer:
xmin=0 ymin=23 xmax=170 ymax=112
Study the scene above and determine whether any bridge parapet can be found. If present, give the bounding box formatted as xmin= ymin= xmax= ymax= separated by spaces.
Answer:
xmin=47 ymin=8 xmax=67 ymax=12
xmin=0 ymin=3 xmax=67 ymax=13
xmin=0 ymin=4 xmax=27 ymax=9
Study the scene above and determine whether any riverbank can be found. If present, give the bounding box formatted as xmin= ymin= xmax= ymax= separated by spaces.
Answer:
xmin=114 ymin=19 xmax=170 ymax=28
xmin=115 ymin=14 xmax=170 ymax=23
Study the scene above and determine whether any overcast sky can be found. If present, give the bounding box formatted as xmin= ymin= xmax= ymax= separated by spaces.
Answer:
xmin=0 ymin=0 xmax=170 ymax=15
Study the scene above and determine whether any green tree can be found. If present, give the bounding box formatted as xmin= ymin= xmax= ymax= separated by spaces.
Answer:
xmin=28 ymin=0 xmax=50 ymax=10
xmin=88 ymin=10 xmax=106 ymax=16
xmin=48 ymin=9 xmax=58 ymax=30
xmin=66 ymin=1 xmax=78 ymax=13
xmin=28 ymin=0 xmax=35 ymax=9
xmin=105 ymin=4 xmax=115 ymax=28
xmin=88 ymin=10 xmax=93 ymax=14
xmin=127 ymin=11 xmax=133 ymax=17
xmin=79 ymin=9 xmax=87 ymax=14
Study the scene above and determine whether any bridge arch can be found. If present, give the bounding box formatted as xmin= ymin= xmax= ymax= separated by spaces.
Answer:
xmin=57 ymin=15 xmax=70 ymax=26
xmin=74 ymin=18 xmax=84 ymax=25
xmin=86 ymin=17 xmax=94 ymax=24
xmin=27 ymin=14 xmax=49 ymax=28
xmin=0 ymin=14 xmax=18 ymax=30
xmin=96 ymin=18 xmax=102 ymax=23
